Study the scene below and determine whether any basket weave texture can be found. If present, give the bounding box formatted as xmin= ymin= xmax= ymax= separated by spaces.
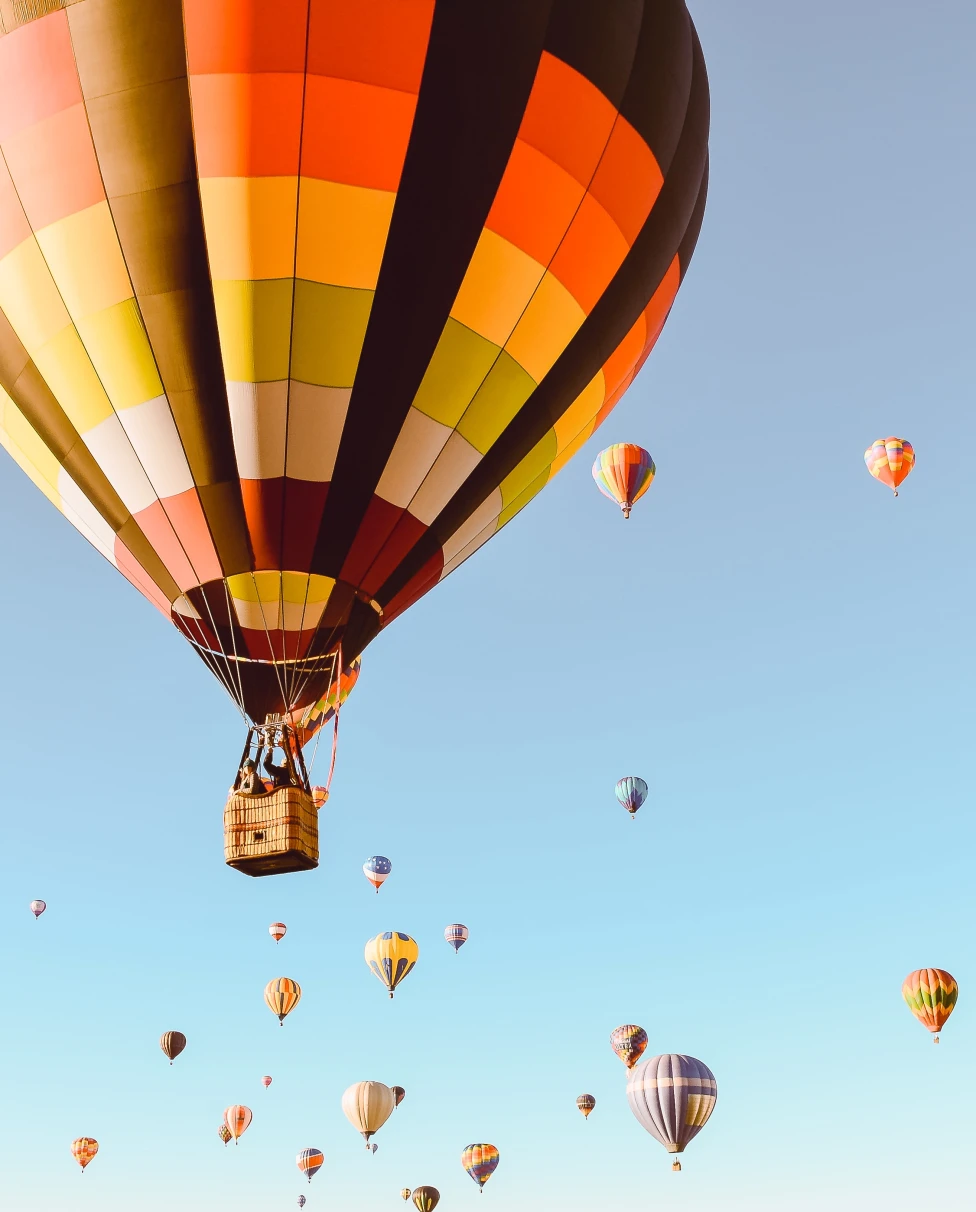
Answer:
xmin=224 ymin=786 xmax=318 ymax=876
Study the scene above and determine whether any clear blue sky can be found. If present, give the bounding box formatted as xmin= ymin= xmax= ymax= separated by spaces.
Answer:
xmin=1 ymin=3 xmax=973 ymax=1209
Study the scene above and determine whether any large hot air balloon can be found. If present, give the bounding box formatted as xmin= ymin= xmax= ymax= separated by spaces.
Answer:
xmin=297 ymin=1148 xmax=324 ymax=1182
xmin=577 ymin=1094 xmax=596 ymax=1119
xmin=264 ymin=977 xmax=302 ymax=1024
xmin=223 ymin=1105 xmax=253 ymax=1144
xmin=865 ymin=437 xmax=915 ymax=497
xmin=592 ymin=443 xmax=655 ymax=518
xmin=614 ymin=776 xmax=647 ymax=819
xmin=627 ymin=1054 xmax=716 ymax=1163
xmin=445 ymin=923 xmax=469 ymax=953
xmin=30 ymin=899 xmax=46 ymax=919
xmin=610 ymin=1024 xmax=648 ymax=1070
xmin=364 ymin=855 xmax=392 ymax=892
xmin=903 ymin=969 xmax=958 ymax=1043
xmin=342 ymin=1081 xmax=395 ymax=1147
xmin=365 ymin=932 xmax=419 ymax=998
xmin=218 ymin=1124 xmax=232 ymax=1146
xmin=461 ymin=1143 xmax=499 ymax=1190
xmin=412 ymin=1188 xmax=440 ymax=1212
xmin=0 ymin=2 xmax=709 ymax=877
xmin=391 ymin=1086 xmax=406 ymax=1108
xmin=160 ymin=1030 xmax=186 ymax=1065
xmin=269 ymin=922 xmax=287 ymax=943
xmin=70 ymin=1137 xmax=98 ymax=1173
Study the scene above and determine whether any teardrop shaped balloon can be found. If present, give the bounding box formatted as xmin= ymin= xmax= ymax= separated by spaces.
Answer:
xmin=70 ymin=1138 xmax=98 ymax=1172
xmin=261 ymin=1075 xmax=272 ymax=1090
xmin=364 ymin=933 xmax=419 ymax=998
xmin=401 ymin=1190 xmax=411 ymax=1202
xmin=627 ymin=1054 xmax=716 ymax=1161
xmin=297 ymin=1198 xmax=306 ymax=1209
xmin=297 ymin=1148 xmax=324 ymax=1183
xmin=461 ymin=1143 xmax=499 ymax=1190
xmin=30 ymin=899 xmax=46 ymax=919
xmin=614 ymin=776 xmax=647 ymax=819
xmin=223 ymin=1105 xmax=253 ymax=1144
xmin=592 ymin=444 xmax=656 ymax=518
xmin=269 ymin=922 xmax=287 ymax=943
xmin=903 ymin=968 xmax=958 ymax=1042
xmin=577 ymin=1093 xmax=596 ymax=1119
xmin=218 ymin=1124 xmax=232 ymax=1147
xmin=341 ymin=1081 xmax=395 ymax=1146
xmin=264 ymin=977 xmax=301 ymax=1024
xmin=610 ymin=1024 xmax=648 ymax=1070
xmin=364 ymin=856 xmax=392 ymax=892
xmin=412 ymin=1188 xmax=440 ymax=1212
xmin=445 ymin=923 xmax=469 ymax=953
xmin=160 ymin=1031 xmax=186 ymax=1065
xmin=391 ymin=1086 xmax=406 ymax=1108
xmin=865 ymin=437 xmax=915 ymax=496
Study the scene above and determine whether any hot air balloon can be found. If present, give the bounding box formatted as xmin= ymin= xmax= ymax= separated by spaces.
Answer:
xmin=364 ymin=856 xmax=392 ymax=892
xmin=401 ymin=1190 xmax=411 ymax=1202
xmin=159 ymin=1030 xmax=186 ymax=1065
xmin=30 ymin=899 xmax=46 ymax=919
xmin=218 ymin=1124 xmax=232 ymax=1146
xmin=371 ymin=1143 xmax=379 ymax=1154
xmin=70 ymin=1137 xmax=98 ymax=1173
xmin=865 ymin=437 xmax=915 ymax=497
xmin=341 ymin=1081 xmax=395 ymax=1147
xmin=297 ymin=1148 xmax=324 ymax=1182
xmin=412 ymin=1188 xmax=440 ymax=1212
xmin=903 ymin=969 xmax=958 ymax=1043
xmin=0 ymin=2 xmax=709 ymax=879
xmin=391 ymin=1086 xmax=406 ymax=1109
xmin=445 ymin=923 xmax=469 ymax=953
xmin=311 ymin=785 xmax=329 ymax=808
xmin=577 ymin=1094 xmax=596 ymax=1119
xmin=614 ymin=776 xmax=647 ymax=819
xmin=223 ymin=1105 xmax=253 ymax=1145
xmin=627 ymin=1054 xmax=716 ymax=1163
xmin=264 ymin=977 xmax=301 ymax=1024
xmin=592 ymin=444 xmax=655 ymax=518
xmin=269 ymin=922 xmax=287 ymax=943
xmin=461 ymin=1143 xmax=499 ymax=1191
xmin=261 ymin=1075 xmax=272 ymax=1090
xmin=297 ymin=1198 xmax=306 ymax=1209
xmin=610 ymin=1024 xmax=648 ymax=1070
xmin=365 ymin=933 xmax=419 ymax=998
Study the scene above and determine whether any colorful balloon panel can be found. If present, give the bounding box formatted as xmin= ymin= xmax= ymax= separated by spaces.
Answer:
xmin=264 ymin=976 xmax=302 ymax=1023
xmin=903 ymin=968 xmax=958 ymax=1040
xmin=297 ymin=1148 xmax=324 ymax=1181
xmin=365 ymin=932 xmax=419 ymax=997
xmin=592 ymin=444 xmax=655 ymax=518
xmin=0 ymin=2 xmax=708 ymax=728
xmin=864 ymin=437 xmax=915 ymax=495
xmin=610 ymin=1023 xmax=648 ymax=1069
xmin=70 ymin=1137 xmax=98 ymax=1171
xmin=626 ymin=1054 xmax=716 ymax=1157
xmin=461 ymin=1143 xmax=499 ymax=1188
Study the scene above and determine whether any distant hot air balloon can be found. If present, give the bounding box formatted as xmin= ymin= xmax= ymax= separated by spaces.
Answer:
xmin=30 ymin=899 xmax=46 ymax=919
xmin=364 ymin=933 xmax=419 ymax=998
xmin=261 ymin=1076 xmax=272 ymax=1090
xmin=311 ymin=786 xmax=329 ymax=809
xmin=614 ymin=776 xmax=648 ymax=820
xmin=610 ymin=1024 xmax=648 ymax=1070
xmin=218 ymin=1124 xmax=232 ymax=1147
xmin=592 ymin=444 xmax=656 ymax=519
xmin=412 ymin=1188 xmax=440 ymax=1212
xmin=865 ymin=437 xmax=915 ymax=497
xmin=264 ymin=977 xmax=301 ymax=1025
xmin=627 ymin=1054 xmax=716 ymax=1163
xmin=342 ymin=1081 xmax=395 ymax=1147
xmin=269 ymin=923 xmax=287 ymax=944
xmin=391 ymin=1086 xmax=406 ymax=1109
xmin=160 ymin=1031 xmax=186 ymax=1065
xmin=903 ymin=969 xmax=958 ymax=1043
xmin=364 ymin=856 xmax=392 ymax=893
xmin=445 ymin=923 xmax=469 ymax=953
xmin=71 ymin=1137 xmax=98 ymax=1173
xmin=297 ymin=1198 xmax=306 ymax=1209
xmin=223 ymin=1105 xmax=253 ymax=1145
xmin=297 ymin=1148 xmax=324 ymax=1183
xmin=577 ymin=1094 xmax=596 ymax=1120
xmin=401 ymin=1190 xmax=411 ymax=1201
xmin=461 ymin=1143 xmax=499 ymax=1191
xmin=372 ymin=1143 xmax=379 ymax=1154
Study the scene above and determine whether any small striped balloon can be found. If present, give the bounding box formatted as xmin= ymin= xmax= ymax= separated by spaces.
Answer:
xmin=864 ymin=436 xmax=914 ymax=496
xmin=297 ymin=1148 xmax=324 ymax=1182
xmin=261 ymin=1075 xmax=272 ymax=1089
xmin=160 ymin=1031 xmax=186 ymax=1065
xmin=364 ymin=855 xmax=392 ymax=892
xmin=264 ymin=977 xmax=301 ymax=1024
xmin=577 ymin=1093 xmax=596 ymax=1119
xmin=615 ymin=776 xmax=648 ymax=819
xmin=269 ymin=922 xmax=287 ymax=943
xmin=223 ymin=1105 xmax=252 ymax=1143
xmin=902 ymin=968 xmax=958 ymax=1042
xmin=461 ymin=1143 xmax=499 ymax=1189
xmin=627 ymin=1054 xmax=717 ymax=1160
xmin=592 ymin=443 xmax=656 ymax=519
xmin=445 ymin=923 xmax=468 ymax=953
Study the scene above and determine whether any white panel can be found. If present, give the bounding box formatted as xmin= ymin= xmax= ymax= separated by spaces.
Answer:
xmin=285 ymin=382 xmax=351 ymax=482
xmin=57 ymin=466 xmax=118 ymax=563
xmin=228 ymin=380 xmax=288 ymax=478
xmin=408 ymin=430 xmax=482 ymax=525
xmin=116 ymin=395 xmax=195 ymax=499
xmin=281 ymin=598 xmax=327 ymax=631
xmin=440 ymin=487 xmax=502 ymax=566
xmin=82 ymin=412 xmax=157 ymax=514
xmin=232 ymin=596 xmax=281 ymax=632
xmin=375 ymin=407 xmax=451 ymax=508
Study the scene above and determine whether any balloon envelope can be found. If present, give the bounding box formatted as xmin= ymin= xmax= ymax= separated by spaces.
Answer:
xmin=223 ymin=1105 xmax=253 ymax=1142
xmin=218 ymin=1125 xmax=232 ymax=1146
xmin=70 ymin=1138 xmax=98 ymax=1171
xmin=160 ymin=1031 xmax=186 ymax=1063
xmin=365 ymin=933 xmax=419 ymax=997
xmin=445 ymin=923 xmax=469 ymax=952
xmin=391 ymin=1086 xmax=406 ymax=1108
xmin=577 ymin=1094 xmax=596 ymax=1118
xmin=412 ymin=1188 xmax=440 ymax=1212
xmin=297 ymin=1148 xmax=324 ymax=1182
xmin=627 ymin=1054 xmax=717 ymax=1157
xmin=297 ymin=1198 xmax=306 ymax=1209
xmin=592 ymin=444 xmax=656 ymax=518
xmin=30 ymin=899 xmax=46 ymax=919
xmin=342 ymin=1081 xmax=395 ymax=1144
xmin=261 ymin=1076 xmax=272 ymax=1089
xmin=903 ymin=969 xmax=958 ymax=1039
xmin=264 ymin=977 xmax=301 ymax=1023
xmin=610 ymin=1024 xmax=648 ymax=1069
xmin=269 ymin=922 xmax=287 ymax=943
xmin=364 ymin=855 xmax=392 ymax=892
xmin=614 ymin=776 xmax=648 ymax=816
xmin=461 ymin=1143 xmax=499 ymax=1189
xmin=865 ymin=437 xmax=915 ymax=495
xmin=401 ymin=1190 xmax=411 ymax=1201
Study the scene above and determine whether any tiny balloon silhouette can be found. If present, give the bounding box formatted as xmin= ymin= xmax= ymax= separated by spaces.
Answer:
xmin=592 ymin=443 xmax=655 ymax=518
xmin=261 ymin=1075 xmax=272 ymax=1089
xmin=160 ymin=1031 xmax=186 ymax=1065
xmin=71 ymin=1138 xmax=98 ymax=1173
xmin=615 ymin=776 xmax=647 ymax=820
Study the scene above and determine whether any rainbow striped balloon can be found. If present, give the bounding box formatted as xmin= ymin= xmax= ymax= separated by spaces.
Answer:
xmin=592 ymin=444 xmax=656 ymax=518
xmin=461 ymin=1144 xmax=499 ymax=1189
xmin=902 ymin=968 xmax=958 ymax=1042
xmin=864 ymin=437 xmax=915 ymax=496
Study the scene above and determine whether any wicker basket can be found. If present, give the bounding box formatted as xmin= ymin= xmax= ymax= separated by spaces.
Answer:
xmin=224 ymin=786 xmax=319 ymax=877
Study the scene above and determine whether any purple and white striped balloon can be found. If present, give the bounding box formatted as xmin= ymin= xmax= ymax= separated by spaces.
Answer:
xmin=626 ymin=1054 xmax=716 ymax=1160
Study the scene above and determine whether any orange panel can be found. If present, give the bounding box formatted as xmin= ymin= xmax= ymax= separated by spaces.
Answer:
xmin=0 ymin=13 xmax=81 ymax=142
xmin=183 ymin=0 xmax=309 ymax=74
xmin=136 ymin=490 xmax=223 ymax=589
xmin=191 ymin=73 xmax=305 ymax=178
xmin=2 ymin=104 xmax=104 ymax=232
xmin=308 ymin=0 xmax=434 ymax=93
xmin=517 ymin=52 xmax=617 ymax=191
xmin=593 ymin=368 xmax=637 ymax=431
xmin=301 ymin=75 xmax=416 ymax=191
xmin=601 ymin=313 xmax=647 ymax=399
xmin=589 ymin=117 xmax=663 ymax=246
xmin=549 ymin=192 xmax=630 ymax=314
xmin=485 ymin=139 xmax=583 ymax=268
xmin=0 ymin=158 xmax=31 ymax=261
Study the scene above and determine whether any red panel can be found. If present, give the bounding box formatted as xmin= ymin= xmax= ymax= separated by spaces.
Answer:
xmin=338 ymin=495 xmax=406 ymax=586
xmin=308 ymin=0 xmax=434 ymax=93
xmin=136 ymin=490 xmax=223 ymax=588
xmin=240 ymin=478 xmax=284 ymax=571
xmin=382 ymin=551 xmax=443 ymax=625
xmin=0 ymin=12 xmax=81 ymax=142
xmin=548 ymin=191 xmax=629 ymax=314
xmin=191 ymin=73 xmax=305 ymax=177
xmin=301 ymin=75 xmax=416 ymax=190
xmin=589 ymin=118 xmax=663 ymax=246
xmin=183 ymin=0 xmax=309 ymax=74
xmin=0 ymin=158 xmax=31 ymax=260
xmin=485 ymin=138 xmax=583 ymax=268
xmin=114 ymin=538 xmax=173 ymax=618
xmin=281 ymin=478 xmax=330 ymax=572
xmin=2 ymin=104 xmax=104 ymax=230
xmin=239 ymin=626 xmax=317 ymax=662
xmin=359 ymin=509 xmax=427 ymax=597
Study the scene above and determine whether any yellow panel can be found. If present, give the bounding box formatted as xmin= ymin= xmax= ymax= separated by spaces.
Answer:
xmin=227 ymin=570 xmax=335 ymax=605
xmin=505 ymin=271 xmax=586 ymax=383
xmin=550 ymin=417 xmax=596 ymax=476
xmin=200 ymin=177 xmax=298 ymax=281
xmin=282 ymin=571 xmax=334 ymax=604
xmin=411 ymin=318 xmax=500 ymax=428
xmin=553 ymin=371 xmax=604 ymax=451
xmin=212 ymin=278 xmax=294 ymax=382
xmin=499 ymin=466 xmax=549 ymax=528
xmin=0 ymin=237 xmax=71 ymax=354
xmin=450 ymin=228 xmax=545 ymax=348
xmin=34 ymin=202 xmax=132 ymax=320
xmin=0 ymin=386 xmax=61 ymax=506
xmin=76 ymin=298 xmax=164 ymax=410
xmin=297 ymin=179 xmax=395 ymax=290
xmin=291 ymin=280 xmax=373 ymax=388
xmin=32 ymin=324 xmax=114 ymax=432
xmin=499 ymin=429 xmax=557 ymax=509
xmin=456 ymin=350 xmax=536 ymax=455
